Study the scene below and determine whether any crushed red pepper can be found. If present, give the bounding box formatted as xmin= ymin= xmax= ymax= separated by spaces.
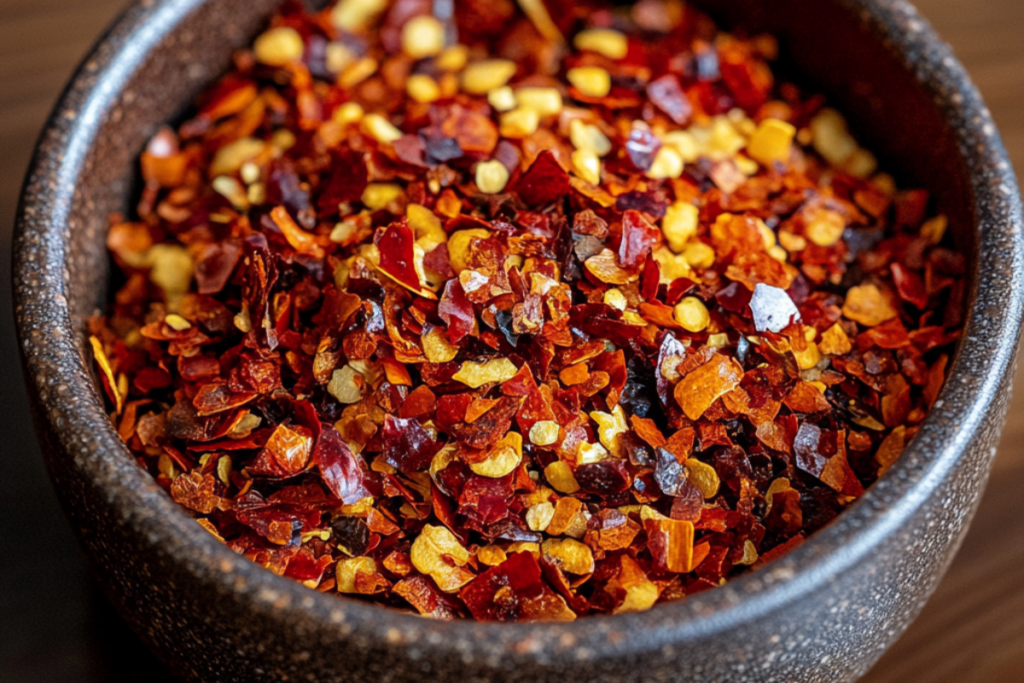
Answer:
xmin=89 ymin=0 xmax=965 ymax=621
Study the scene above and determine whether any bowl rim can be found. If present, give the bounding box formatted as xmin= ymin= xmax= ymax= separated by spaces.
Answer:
xmin=13 ymin=0 xmax=1024 ymax=666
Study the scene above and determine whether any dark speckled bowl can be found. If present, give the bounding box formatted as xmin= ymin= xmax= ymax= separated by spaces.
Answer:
xmin=13 ymin=0 xmax=1024 ymax=681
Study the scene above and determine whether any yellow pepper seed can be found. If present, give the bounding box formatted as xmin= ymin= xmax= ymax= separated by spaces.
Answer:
xmin=569 ymin=119 xmax=612 ymax=156
xmin=254 ymin=27 xmax=305 ymax=67
xmin=603 ymin=288 xmax=628 ymax=311
xmin=331 ymin=0 xmax=388 ymax=32
xmin=361 ymin=183 xmax=404 ymax=211
xmin=683 ymin=241 xmax=716 ymax=269
xmin=475 ymin=160 xmax=511 ymax=194
xmin=462 ymin=59 xmax=517 ymax=95
xmin=805 ymin=209 xmax=846 ymax=247
xmin=542 ymin=538 xmax=595 ymax=575
xmin=487 ymin=86 xmax=518 ymax=112
xmin=571 ymin=148 xmax=602 ymax=185
xmin=436 ymin=44 xmax=469 ymax=72
xmin=452 ymin=357 xmax=518 ymax=388
xmin=574 ymin=28 xmax=629 ymax=59
xmin=544 ymin=461 xmax=580 ymax=494
xmin=529 ymin=420 xmax=560 ymax=446
xmin=747 ymin=118 xmax=796 ymax=167
xmin=406 ymin=74 xmax=441 ymax=103
xmin=526 ymin=502 xmax=556 ymax=532
xmin=662 ymin=202 xmax=700 ymax=253
xmin=646 ymin=146 xmax=685 ymax=179
xmin=673 ymin=297 xmax=711 ymax=332
xmin=499 ymin=108 xmax=540 ymax=138
xmin=567 ymin=66 xmax=611 ymax=98
xmin=401 ymin=15 xmax=446 ymax=59
xmin=515 ymin=87 xmax=563 ymax=116
xmin=362 ymin=113 xmax=403 ymax=144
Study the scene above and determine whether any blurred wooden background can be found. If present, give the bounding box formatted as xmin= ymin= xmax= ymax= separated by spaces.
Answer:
xmin=0 ymin=0 xmax=1021 ymax=680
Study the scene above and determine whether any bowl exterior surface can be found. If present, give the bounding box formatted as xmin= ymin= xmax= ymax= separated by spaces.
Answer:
xmin=13 ymin=0 xmax=1023 ymax=681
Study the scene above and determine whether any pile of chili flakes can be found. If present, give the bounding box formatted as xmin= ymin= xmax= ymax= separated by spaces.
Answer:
xmin=90 ymin=0 xmax=965 ymax=621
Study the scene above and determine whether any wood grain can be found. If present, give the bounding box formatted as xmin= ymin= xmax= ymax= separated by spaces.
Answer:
xmin=0 ymin=1 xmax=1021 ymax=681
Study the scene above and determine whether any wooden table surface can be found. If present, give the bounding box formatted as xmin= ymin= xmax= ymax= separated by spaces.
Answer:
xmin=1 ymin=1 xmax=1022 ymax=681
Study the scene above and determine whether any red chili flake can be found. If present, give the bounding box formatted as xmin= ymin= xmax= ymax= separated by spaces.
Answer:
xmin=92 ymin=0 xmax=964 ymax=620
xmin=512 ymin=150 xmax=571 ymax=207
xmin=647 ymin=74 xmax=692 ymax=125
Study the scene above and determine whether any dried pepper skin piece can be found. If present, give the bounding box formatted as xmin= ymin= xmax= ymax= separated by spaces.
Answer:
xmin=381 ymin=415 xmax=442 ymax=474
xmin=92 ymin=0 xmax=964 ymax=621
xmin=459 ymin=551 xmax=575 ymax=622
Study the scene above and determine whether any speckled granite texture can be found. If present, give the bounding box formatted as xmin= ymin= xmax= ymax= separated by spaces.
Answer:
xmin=13 ymin=1 xmax=1024 ymax=681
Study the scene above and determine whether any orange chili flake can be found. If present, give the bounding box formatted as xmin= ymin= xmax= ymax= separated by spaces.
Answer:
xmin=91 ymin=0 xmax=963 ymax=621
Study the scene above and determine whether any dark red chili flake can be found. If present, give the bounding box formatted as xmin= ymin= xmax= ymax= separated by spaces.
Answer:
xmin=90 ymin=0 xmax=963 ymax=621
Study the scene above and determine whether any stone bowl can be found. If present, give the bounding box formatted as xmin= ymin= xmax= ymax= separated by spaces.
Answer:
xmin=13 ymin=0 xmax=1024 ymax=681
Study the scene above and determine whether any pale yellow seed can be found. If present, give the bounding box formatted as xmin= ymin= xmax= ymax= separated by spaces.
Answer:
xmin=662 ymin=130 xmax=700 ymax=163
xmin=452 ymin=357 xmax=518 ymax=388
xmin=325 ymin=42 xmax=356 ymax=74
xmin=499 ymin=108 xmax=540 ymax=138
xmin=210 ymin=138 xmax=265 ymax=177
xmin=147 ymin=244 xmax=193 ymax=307
xmin=653 ymin=247 xmax=694 ymax=284
xmin=778 ymin=230 xmax=807 ymax=253
xmin=332 ymin=101 xmax=365 ymax=126
xmin=577 ymin=441 xmax=610 ymax=465
xmin=571 ymin=148 xmax=602 ymax=185
xmin=477 ymin=545 xmax=508 ymax=566
xmin=470 ymin=444 xmax=522 ymax=478
xmin=407 ymin=74 xmax=441 ymax=103
xmin=590 ymin=405 xmax=628 ymax=457
xmin=685 ymin=458 xmax=720 ymax=498
xmin=529 ymin=420 xmax=560 ymax=447
xmin=462 ymin=59 xmax=517 ymax=95
xmin=673 ymin=297 xmax=710 ymax=332
xmin=447 ymin=228 xmax=492 ymax=274
xmin=647 ymin=146 xmax=684 ymax=179
xmin=683 ymin=241 xmax=716 ymax=269
xmin=542 ymin=538 xmax=595 ymax=575
xmin=567 ymin=66 xmax=611 ymax=98
xmin=361 ymin=183 xmax=403 ymax=211
xmin=842 ymin=148 xmax=878 ymax=179
xmin=410 ymin=524 xmax=474 ymax=592
xmin=488 ymin=86 xmax=517 ymax=112
xmin=569 ymin=119 xmax=612 ymax=156
xmin=736 ymin=540 xmax=758 ymax=566
xmin=211 ymin=175 xmax=249 ymax=211
xmin=747 ymin=118 xmax=796 ymax=167
xmin=805 ymin=209 xmax=846 ymax=247
xmin=401 ymin=15 xmax=446 ymax=59
xmin=662 ymin=202 xmax=699 ymax=253
xmin=768 ymin=245 xmax=789 ymax=262
xmin=336 ymin=556 xmax=377 ymax=594
xmin=328 ymin=365 xmax=364 ymax=404
xmin=339 ymin=57 xmax=379 ymax=90
xmin=515 ymin=87 xmax=563 ymax=116
xmin=544 ymin=461 xmax=580 ymax=494
xmin=735 ymin=155 xmax=759 ymax=177
xmin=475 ymin=160 xmax=510 ymax=194
xmin=574 ymin=28 xmax=628 ymax=59
xmin=603 ymin=288 xmax=628 ymax=311
xmin=811 ymin=108 xmax=859 ymax=165
xmin=254 ymin=27 xmax=304 ymax=67
xmin=506 ymin=541 xmax=541 ymax=557
xmin=421 ymin=327 xmax=459 ymax=363
xmin=436 ymin=44 xmax=469 ymax=72
xmin=921 ymin=215 xmax=948 ymax=245
xmin=526 ymin=502 xmax=556 ymax=532
xmin=165 ymin=314 xmax=192 ymax=331
xmin=362 ymin=113 xmax=402 ymax=144
xmin=331 ymin=0 xmax=388 ymax=32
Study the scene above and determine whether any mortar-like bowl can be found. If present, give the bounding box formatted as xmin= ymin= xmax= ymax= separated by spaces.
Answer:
xmin=13 ymin=0 xmax=1024 ymax=681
